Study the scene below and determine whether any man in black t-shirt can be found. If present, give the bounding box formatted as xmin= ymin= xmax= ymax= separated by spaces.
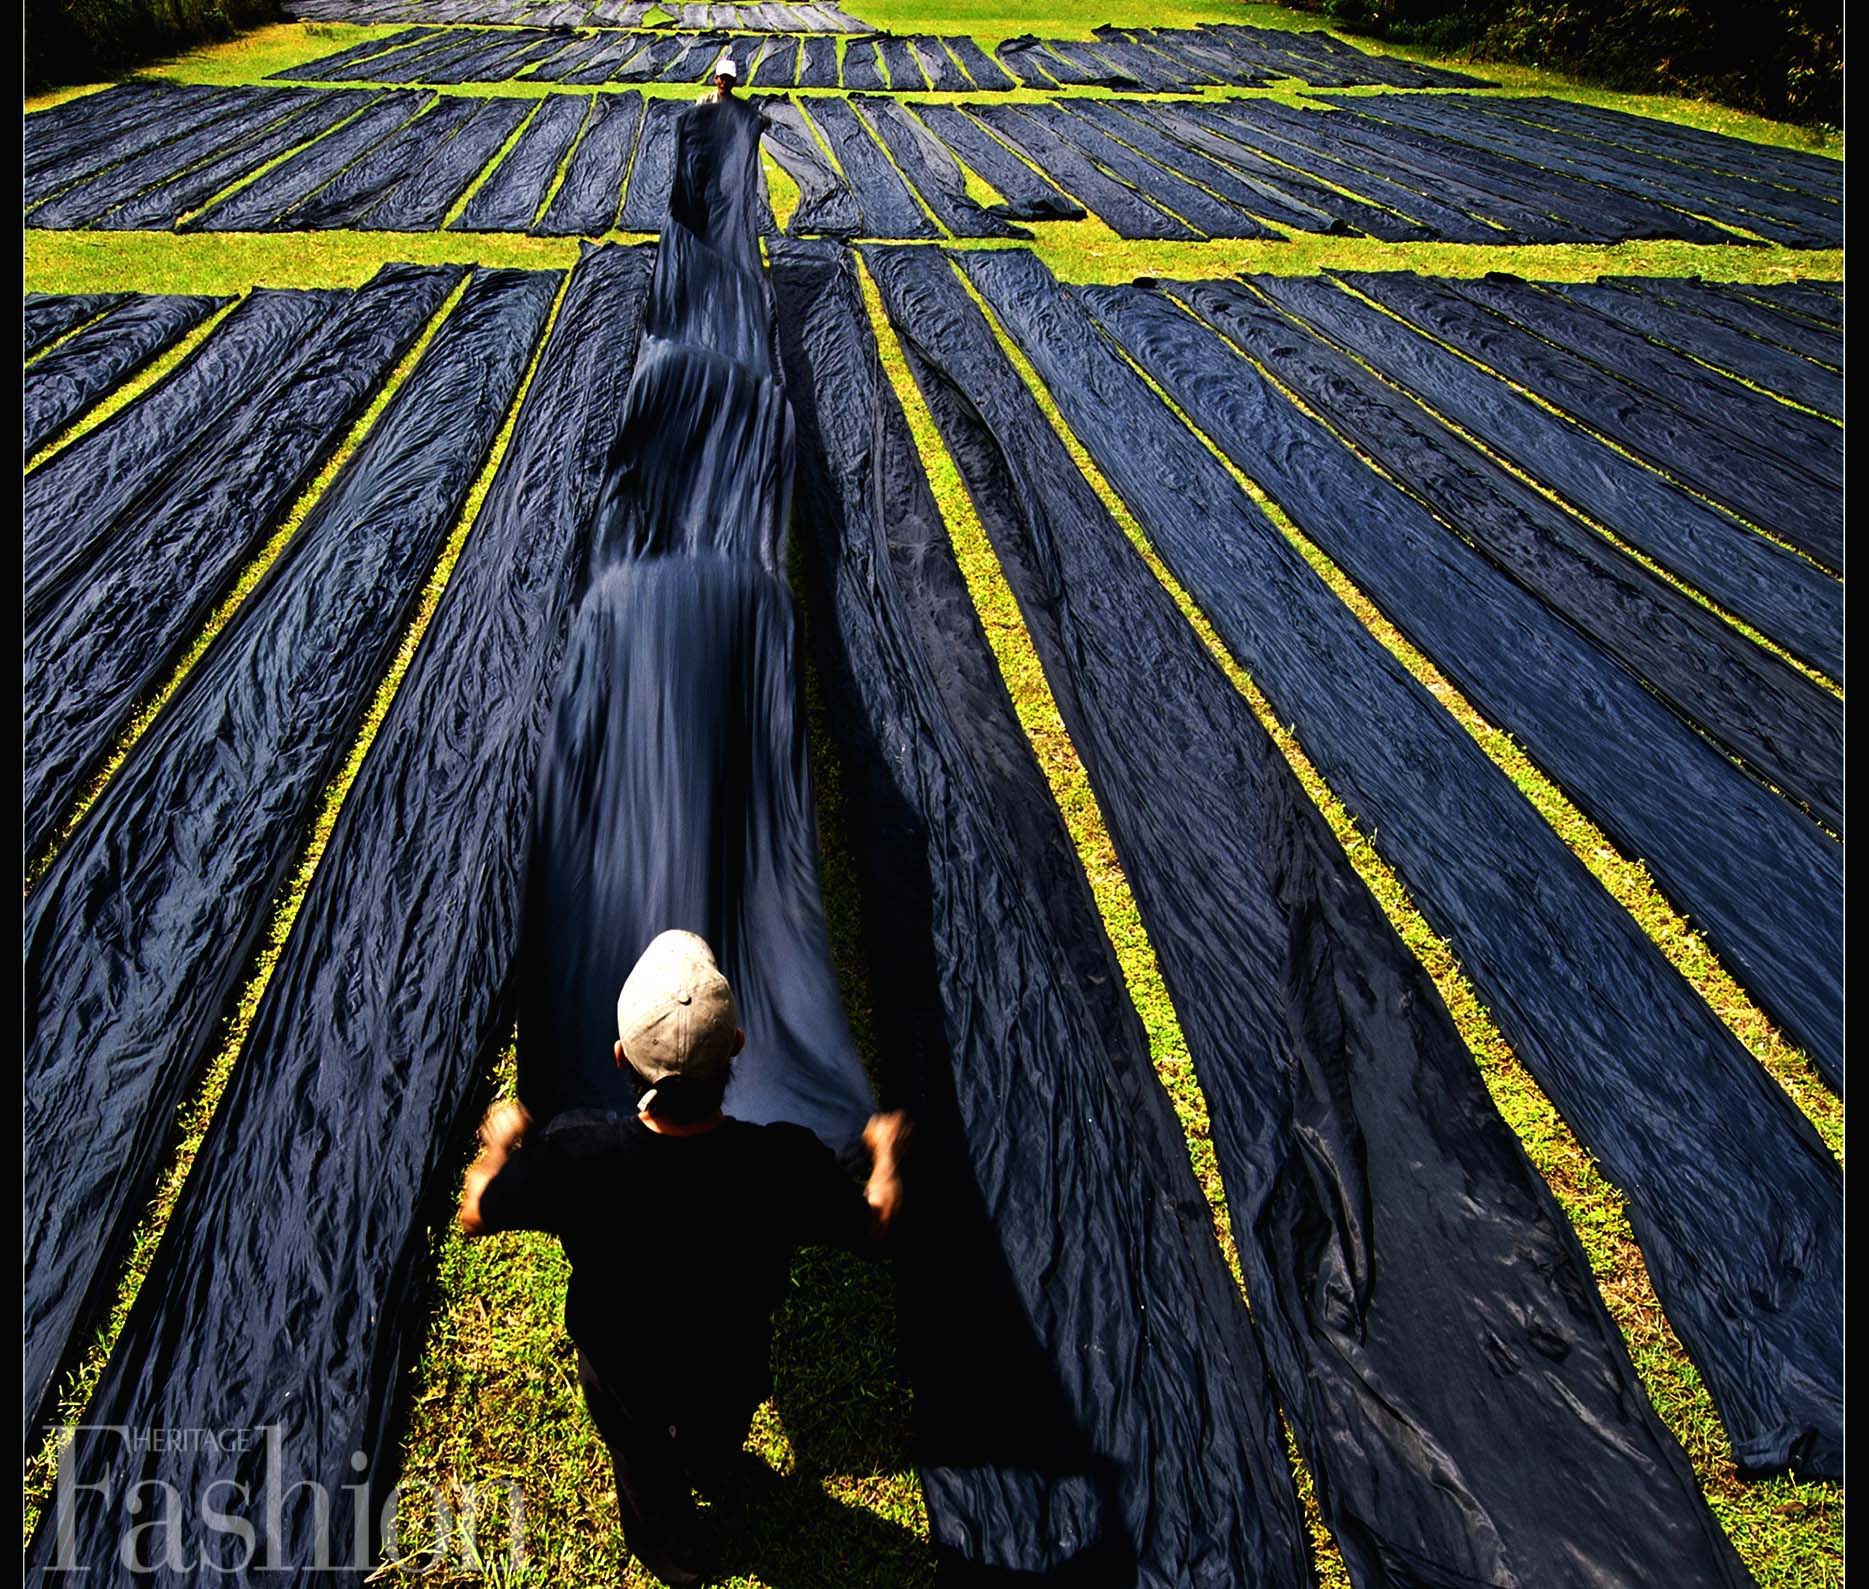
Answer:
xmin=458 ymin=930 xmax=907 ymax=1586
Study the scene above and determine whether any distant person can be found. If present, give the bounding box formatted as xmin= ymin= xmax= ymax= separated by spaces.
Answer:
xmin=705 ymin=54 xmax=740 ymax=101
xmin=458 ymin=930 xmax=909 ymax=1587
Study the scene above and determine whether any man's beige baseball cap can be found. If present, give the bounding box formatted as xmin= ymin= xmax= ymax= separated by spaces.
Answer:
xmin=714 ymin=56 xmax=738 ymax=80
xmin=616 ymin=930 xmax=740 ymax=1085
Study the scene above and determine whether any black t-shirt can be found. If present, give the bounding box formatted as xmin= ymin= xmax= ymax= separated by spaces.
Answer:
xmin=478 ymin=1110 xmax=875 ymax=1402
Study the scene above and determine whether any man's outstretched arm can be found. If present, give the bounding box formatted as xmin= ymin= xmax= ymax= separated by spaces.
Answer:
xmin=458 ymin=1099 xmax=533 ymax=1236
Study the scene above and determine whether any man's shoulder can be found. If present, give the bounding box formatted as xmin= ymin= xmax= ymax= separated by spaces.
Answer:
xmin=536 ymin=1108 xmax=648 ymax=1159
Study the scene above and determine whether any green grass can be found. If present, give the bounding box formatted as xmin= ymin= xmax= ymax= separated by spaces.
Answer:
xmin=21 ymin=5 xmax=1843 ymax=1586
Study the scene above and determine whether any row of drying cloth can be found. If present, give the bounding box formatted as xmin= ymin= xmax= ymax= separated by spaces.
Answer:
xmin=22 ymin=245 xmax=1836 ymax=1584
xmin=24 ymin=83 xmax=1842 ymax=247
xmin=24 ymin=258 xmax=1840 ymax=844
xmin=291 ymin=0 xmax=876 ymax=31
xmin=274 ymin=21 xmax=1487 ymax=91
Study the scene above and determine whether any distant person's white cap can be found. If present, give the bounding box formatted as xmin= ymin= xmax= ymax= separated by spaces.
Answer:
xmin=616 ymin=930 xmax=740 ymax=1086
xmin=714 ymin=56 xmax=738 ymax=81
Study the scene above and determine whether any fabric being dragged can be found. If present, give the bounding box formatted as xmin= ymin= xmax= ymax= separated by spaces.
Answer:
xmin=20 ymin=269 xmax=557 ymax=1454
xmin=1251 ymin=274 xmax=1841 ymax=684
xmin=24 ymin=288 xmax=340 ymax=627
xmin=960 ymin=253 xmax=1837 ymax=1484
xmin=770 ymin=236 xmax=1311 ymax=1588
xmin=21 ymin=246 xmax=652 ymax=1586
xmin=21 ymin=265 xmax=459 ymax=869
xmin=22 ymin=292 xmax=130 ymax=359
xmin=519 ymin=96 xmax=873 ymax=1156
xmin=23 ymin=292 xmax=226 ymax=460
xmin=868 ymin=241 xmax=1764 ymax=1582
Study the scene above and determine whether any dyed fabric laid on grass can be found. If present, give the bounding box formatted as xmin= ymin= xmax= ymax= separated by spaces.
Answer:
xmin=968 ymin=104 xmax=1199 ymax=240
xmin=22 ymin=292 xmax=130 ymax=359
xmin=538 ymin=91 xmax=646 ymax=235
xmin=276 ymin=96 xmax=484 ymax=229
xmin=762 ymin=100 xmax=861 ymax=236
xmin=20 ymin=269 xmax=556 ymax=1453
xmin=366 ymin=95 xmax=535 ymax=230
xmin=23 ymin=288 xmax=337 ymax=626
xmin=1253 ymin=274 xmax=1842 ymax=682
xmin=1192 ymin=279 xmax=1842 ymax=834
xmin=24 ymin=84 xmax=248 ymax=210
xmin=1133 ymin=273 xmax=1845 ymax=1092
xmin=910 ymin=103 xmax=1085 ymax=222
xmin=774 ymin=238 xmax=1313 ymax=1589
xmin=286 ymin=24 xmax=437 ymax=78
xmin=1613 ymin=274 xmax=1842 ymax=369
xmin=25 ymin=88 xmax=321 ymax=230
xmin=1451 ymin=273 xmax=1840 ymax=497
xmin=188 ymin=91 xmax=437 ymax=229
xmin=103 ymin=91 xmax=383 ymax=231
xmin=1557 ymin=278 xmax=1843 ymax=420
xmin=615 ymin=96 xmax=685 ymax=233
xmin=853 ymin=97 xmax=1030 ymax=240
xmin=21 ymin=265 xmax=456 ymax=868
xmin=802 ymin=97 xmax=940 ymax=241
xmin=22 ymin=292 xmax=225 ymax=460
xmin=1324 ymin=94 xmax=1839 ymax=248
xmin=970 ymin=256 xmax=1840 ymax=1484
xmin=1039 ymin=104 xmax=1283 ymax=240
xmin=271 ymin=19 xmax=1481 ymax=89
xmin=453 ymin=95 xmax=591 ymax=232
xmin=1344 ymin=270 xmax=1841 ymax=578
xmin=24 ymin=245 xmax=653 ymax=1584
xmin=867 ymin=242 xmax=1764 ymax=1579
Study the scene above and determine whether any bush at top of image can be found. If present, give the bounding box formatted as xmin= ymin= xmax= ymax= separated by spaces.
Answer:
xmin=1287 ymin=0 xmax=1841 ymax=125
xmin=26 ymin=0 xmax=283 ymax=91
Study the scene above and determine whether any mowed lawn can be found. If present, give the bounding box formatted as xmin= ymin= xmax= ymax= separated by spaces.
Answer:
xmin=22 ymin=4 xmax=1842 ymax=1585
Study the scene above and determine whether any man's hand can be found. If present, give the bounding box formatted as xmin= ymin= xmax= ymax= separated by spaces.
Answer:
xmin=459 ymin=1099 xmax=534 ymax=1236
xmin=862 ymin=1110 xmax=910 ymax=1237
xmin=481 ymin=1099 xmax=531 ymax=1155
